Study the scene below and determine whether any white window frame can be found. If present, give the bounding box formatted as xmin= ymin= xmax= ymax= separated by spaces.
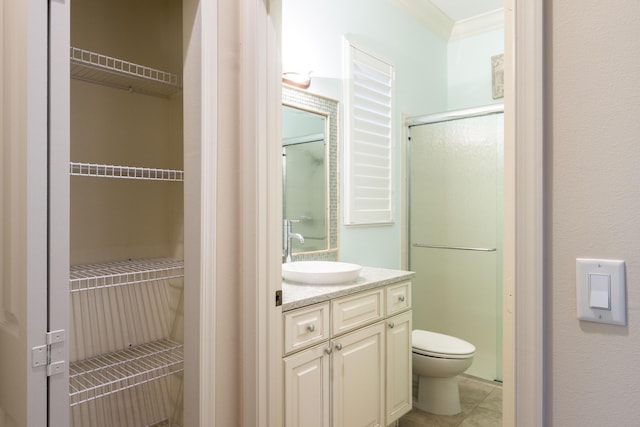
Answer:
xmin=343 ymin=40 xmax=395 ymax=226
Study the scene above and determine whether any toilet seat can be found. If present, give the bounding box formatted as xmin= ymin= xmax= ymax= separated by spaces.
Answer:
xmin=412 ymin=329 xmax=475 ymax=359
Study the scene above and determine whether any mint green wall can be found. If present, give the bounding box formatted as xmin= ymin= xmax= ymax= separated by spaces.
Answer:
xmin=283 ymin=0 xmax=448 ymax=269
xmin=447 ymin=29 xmax=504 ymax=110
xmin=282 ymin=1 xmax=504 ymax=269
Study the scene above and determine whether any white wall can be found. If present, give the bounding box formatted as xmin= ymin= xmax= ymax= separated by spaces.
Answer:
xmin=282 ymin=0 xmax=448 ymax=268
xmin=548 ymin=1 xmax=640 ymax=424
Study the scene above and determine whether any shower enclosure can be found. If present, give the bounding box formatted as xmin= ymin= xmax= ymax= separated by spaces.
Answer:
xmin=408 ymin=106 xmax=504 ymax=382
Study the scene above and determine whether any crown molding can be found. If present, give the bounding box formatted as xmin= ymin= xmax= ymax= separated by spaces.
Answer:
xmin=389 ymin=0 xmax=503 ymax=41
xmin=449 ymin=8 xmax=504 ymax=40
xmin=388 ymin=0 xmax=454 ymax=40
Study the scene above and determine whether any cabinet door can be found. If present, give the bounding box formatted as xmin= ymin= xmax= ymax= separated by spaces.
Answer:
xmin=332 ymin=321 xmax=385 ymax=427
xmin=386 ymin=310 xmax=413 ymax=424
xmin=284 ymin=343 xmax=330 ymax=427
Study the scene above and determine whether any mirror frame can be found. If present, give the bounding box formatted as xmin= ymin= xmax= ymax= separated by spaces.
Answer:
xmin=282 ymin=84 xmax=339 ymax=260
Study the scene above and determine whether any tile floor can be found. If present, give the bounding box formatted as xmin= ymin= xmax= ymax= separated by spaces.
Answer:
xmin=398 ymin=375 xmax=502 ymax=427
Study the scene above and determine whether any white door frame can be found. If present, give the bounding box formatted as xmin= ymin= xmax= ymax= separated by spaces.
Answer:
xmin=0 ymin=1 xmax=50 ymax=426
xmin=227 ymin=0 xmax=546 ymax=425
xmin=502 ymin=0 xmax=545 ymax=425
xmin=238 ymin=0 xmax=284 ymax=426
xmin=186 ymin=0 xmax=284 ymax=425
xmin=48 ymin=0 xmax=71 ymax=424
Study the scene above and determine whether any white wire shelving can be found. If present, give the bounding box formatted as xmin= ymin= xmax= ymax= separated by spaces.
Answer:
xmin=70 ymin=162 xmax=184 ymax=181
xmin=70 ymin=258 xmax=184 ymax=292
xmin=70 ymin=47 xmax=182 ymax=98
xmin=69 ymin=339 xmax=184 ymax=407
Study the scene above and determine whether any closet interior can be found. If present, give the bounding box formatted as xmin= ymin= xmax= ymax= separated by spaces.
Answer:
xmin=68 ymin=0 xmax=185 ymax=425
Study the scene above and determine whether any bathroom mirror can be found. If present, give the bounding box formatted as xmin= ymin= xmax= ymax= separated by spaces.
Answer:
xmin=282 ymin=85 xmax=339 ymax=260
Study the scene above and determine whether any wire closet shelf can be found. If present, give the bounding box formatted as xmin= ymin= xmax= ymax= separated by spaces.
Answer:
xmin=69 ymin=339 xmax=184 ymax=407
xmin=69 ymin=258 xmax=184 ymax=406
xmin=70 ymin=47 xmax=182 ymax=98
xmin=70 ymin=258 xmax=184 ymax=292
xmin=69 ymin=162 xmax=184 ymax=182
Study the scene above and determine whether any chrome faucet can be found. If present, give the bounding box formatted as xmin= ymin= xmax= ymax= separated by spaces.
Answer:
xmin=283 ymin=219 xmax=305 ymax=263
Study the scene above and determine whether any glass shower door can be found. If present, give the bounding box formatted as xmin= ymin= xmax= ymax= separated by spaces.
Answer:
xmin=409 ymin=109 xmax=503 ymax=382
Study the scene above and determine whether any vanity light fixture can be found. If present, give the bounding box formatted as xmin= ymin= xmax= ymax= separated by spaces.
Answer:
xmin=282 ymin=71 xmax=312 ymax=89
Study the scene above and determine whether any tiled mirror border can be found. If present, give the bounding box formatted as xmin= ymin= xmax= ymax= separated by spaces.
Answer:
xmin=282 ymin=84 xmax=339 ymax=261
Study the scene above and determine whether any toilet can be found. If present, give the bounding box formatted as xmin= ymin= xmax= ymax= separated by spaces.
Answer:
xmin=412 ymin=329 xmax=476 ymax=416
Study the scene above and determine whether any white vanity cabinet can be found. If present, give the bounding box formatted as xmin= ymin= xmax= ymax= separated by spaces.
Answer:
xmin=385 ymin=281 xmax=413 ymax=424
xmin=385 ymin=310 xmax=413 ymax=424
xmin=283 ymin=280 xmax=413 ymax=427
xmin=332 ymin=320 xmax=386 ymax=427
xmin=284 ymin=342 xmax=331 ymax=427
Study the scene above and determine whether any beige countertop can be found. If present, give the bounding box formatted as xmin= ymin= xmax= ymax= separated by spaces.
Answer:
xmin=282 ymin=266 xmax=415 ymax=312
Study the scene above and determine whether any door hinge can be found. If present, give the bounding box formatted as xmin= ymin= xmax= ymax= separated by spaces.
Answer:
xmin=275 ymin=290 xmax=282 ymax=307
xmin=32 ymin=329 xmax=66 ymax=376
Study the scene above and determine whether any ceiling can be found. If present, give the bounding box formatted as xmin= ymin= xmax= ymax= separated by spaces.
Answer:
xmin=429 ymin=0 xmax=503 ymax=22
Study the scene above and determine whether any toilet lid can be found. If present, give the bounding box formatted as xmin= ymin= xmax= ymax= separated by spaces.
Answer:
xmin=412 ymin=330 xmax=475 ymax=358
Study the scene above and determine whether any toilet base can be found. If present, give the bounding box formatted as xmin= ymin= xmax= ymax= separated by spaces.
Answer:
xmin=414 ymin=375 xmax=462 ymax=416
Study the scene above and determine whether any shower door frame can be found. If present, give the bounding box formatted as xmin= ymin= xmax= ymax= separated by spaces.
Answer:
xmin=406 ymin=104 xmax=504 ymax=382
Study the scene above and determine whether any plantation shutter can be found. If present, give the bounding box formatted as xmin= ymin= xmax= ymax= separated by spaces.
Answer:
xmin=344 ymin=42 xmax=394 ymax=225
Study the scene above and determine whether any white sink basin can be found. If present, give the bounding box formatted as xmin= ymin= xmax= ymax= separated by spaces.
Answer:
xmin=282 ymin=261 xmax=362 ymax=285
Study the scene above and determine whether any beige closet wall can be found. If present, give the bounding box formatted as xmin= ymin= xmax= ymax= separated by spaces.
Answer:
xmin=547 ymin=1 xmax=640 ymax=424
xmin=71 ymin=0 xmax=182 ymax=72
xmin=69 ymin=0 xmax=184 ymax=265
xmin=68 ymin=1 xmax=185 ymax=424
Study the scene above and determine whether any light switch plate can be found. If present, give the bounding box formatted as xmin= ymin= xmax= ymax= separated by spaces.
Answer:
xmin=576 ymin=258 xmax=626 ymax=325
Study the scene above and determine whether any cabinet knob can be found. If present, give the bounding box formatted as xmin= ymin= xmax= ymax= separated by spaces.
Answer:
xmin=324 ymin=347 xmax=332 ymax=355
xmin=398 ymin=295 xmax=405 ymax=302
xmin=307 ymin=324 xmax=316 ymax=333
xmin=335 ymin=343 xmax=343 ymax=351
xmin=388 ymin=322 xmax=395 ymax=329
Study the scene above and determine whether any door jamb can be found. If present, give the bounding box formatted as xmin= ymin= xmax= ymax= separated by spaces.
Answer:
xmin=503 ymin=0 xmax=545 ymax=425
xmin=249 ymin=0 xmax=547 ymax=426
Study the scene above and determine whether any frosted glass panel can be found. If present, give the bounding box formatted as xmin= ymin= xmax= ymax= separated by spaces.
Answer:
xmin=411 ymin=115 xmax=499 ymax=247
xmin=409 ymin=111 xmax=503 ymax=381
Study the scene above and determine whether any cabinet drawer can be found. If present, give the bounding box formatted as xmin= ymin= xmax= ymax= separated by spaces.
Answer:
xmin=332 ymin=288 xmax=384 ymax=336
xmin=284 ymin=302 xmax=330 ymax=355
xmin=386 ymin=281 xmax=411 ymax=316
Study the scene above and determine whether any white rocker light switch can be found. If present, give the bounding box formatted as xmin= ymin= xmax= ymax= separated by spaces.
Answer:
xmin=576 ymin=258 xmax=626 ymax=325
